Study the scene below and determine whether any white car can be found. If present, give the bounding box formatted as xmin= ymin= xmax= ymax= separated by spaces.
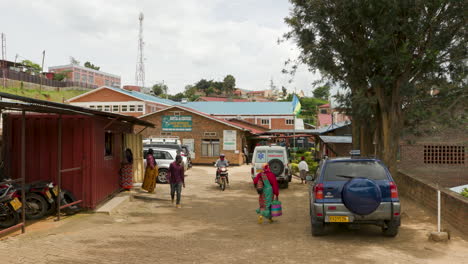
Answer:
xmin=251 ymin=145 xmax=292 ymax=188
xmin=143 ymin=147 xmax=188 ymax=183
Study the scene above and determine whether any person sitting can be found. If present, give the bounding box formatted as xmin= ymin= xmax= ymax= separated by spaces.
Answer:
xmin=215 ymin=154 xmax=229 ymax=184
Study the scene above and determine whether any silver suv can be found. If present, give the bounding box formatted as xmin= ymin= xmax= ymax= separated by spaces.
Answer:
xmin=143 ymin=148 xmax=188 ymax=183
xmin=251 ymin=145 xmax=292 ymax=188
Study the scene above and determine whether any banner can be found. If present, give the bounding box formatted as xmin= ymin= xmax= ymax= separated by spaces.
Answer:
xmin=162 ymin=116 xmax=192 ymax=131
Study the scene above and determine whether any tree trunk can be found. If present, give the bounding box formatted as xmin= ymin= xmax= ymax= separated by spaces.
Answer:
xmin=378 ymin=107 xmax=401 ymax=175
xmin=352 ymin=118 xmax=361 ymax=150
xmin=360 ymin=119 xmax=374 ymax=157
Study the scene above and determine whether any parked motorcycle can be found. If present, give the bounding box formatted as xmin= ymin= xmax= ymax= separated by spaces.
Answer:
xmin=217 ymin=166 xmax=228 ymax=191
xmin=31 ymin=181 xmax=81 ymax=216
xmin=14 ymin=182 xmax=49 ymax=220
xmin=0 ymin=184 xmax=22 ymax=229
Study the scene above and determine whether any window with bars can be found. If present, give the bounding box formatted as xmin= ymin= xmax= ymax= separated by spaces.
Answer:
xmin=424 ymin=145 xmax=465 ymax=164
xmin=261 ymin=119 xmax=270 ymax=125
xmin=286 ymin=119 xmax=294 ymax=125
xmin=202 ymin=139 xmax=220 ymax=157
xmin=112 ymin=105 xmax=119 ymax=112
xmin=104 ymin=105 xmax=111 ymax=112
xmin=137 ymin=105 xmax=144 ymax=112
xmin=121 ymin=105 xmax=128 ymax=112
xmin=129 ymin=105 xmax=136 ymax=112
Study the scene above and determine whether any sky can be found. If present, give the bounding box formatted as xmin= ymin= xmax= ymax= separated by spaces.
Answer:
xmin=0 ymin=0 xmax=322 ymax=95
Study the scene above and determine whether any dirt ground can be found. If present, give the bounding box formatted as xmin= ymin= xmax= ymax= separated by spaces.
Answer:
xmin=1 ymin=165 xmax=467 ymax=264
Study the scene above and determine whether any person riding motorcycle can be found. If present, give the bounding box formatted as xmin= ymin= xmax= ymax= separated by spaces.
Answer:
xmin=215 ymin=154 xmax=229 ymax=184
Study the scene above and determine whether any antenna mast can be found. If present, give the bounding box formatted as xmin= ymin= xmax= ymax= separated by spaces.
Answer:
xmin=1 ymin=33 xmax=6 ymax=88
xmin=135 ymin=12 xmax=145 ymax=90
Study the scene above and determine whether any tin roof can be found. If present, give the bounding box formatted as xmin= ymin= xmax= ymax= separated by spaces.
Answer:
xmin=67 ymin=86 xmax=176 ymax=106
xmin=316 ymin=120 xmax=351 ymax=134
xmin=0 ymin=92 xmax=154 ymax=127
xmin=319 ymin=135 xmax=352 ymax=144
xmin=197 ymin=97 xmax=249 ymax=102
xmin=177 ymin=101 xmax=293 ymax=115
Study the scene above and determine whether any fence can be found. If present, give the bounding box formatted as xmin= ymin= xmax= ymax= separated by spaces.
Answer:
xmin=1 ymin=69 xmax=97 ymax=89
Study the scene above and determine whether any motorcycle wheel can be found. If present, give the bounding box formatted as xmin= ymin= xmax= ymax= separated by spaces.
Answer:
xmin=221 ymin=178 xmax=226 ymax=191
xmin=60 ymin=190 xmax=81 ymax=215
xmin=0 ymin=204 xmax=19 ymax=229
xmin=25 ymin=193 xmax=48 ymax=220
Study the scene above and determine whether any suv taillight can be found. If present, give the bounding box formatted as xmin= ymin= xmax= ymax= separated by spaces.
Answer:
xmin=389 ymin=181 xmax=399 ymax=199
xmin=251 ymin=167 xmax=254 ymax=175
xmin=314 ymin=183 xmax=324 ymax=200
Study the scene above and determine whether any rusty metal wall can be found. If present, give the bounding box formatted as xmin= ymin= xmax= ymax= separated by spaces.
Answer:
xmin=124 ymin=133 xmax=144 ymax=183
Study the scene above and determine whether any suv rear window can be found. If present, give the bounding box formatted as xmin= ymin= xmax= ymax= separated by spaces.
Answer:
xmin=323 ymin=161 xmax=388 ymax=181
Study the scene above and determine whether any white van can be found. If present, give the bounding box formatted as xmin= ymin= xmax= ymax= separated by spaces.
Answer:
xmin=251 ymin=145 xmax=292 ymax=188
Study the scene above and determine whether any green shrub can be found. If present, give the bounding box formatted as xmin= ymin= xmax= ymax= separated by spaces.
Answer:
xmin=461 ymin=188 xmax=468 ymax=198
xmin=291 ymin=163 xmax=299 ymax=174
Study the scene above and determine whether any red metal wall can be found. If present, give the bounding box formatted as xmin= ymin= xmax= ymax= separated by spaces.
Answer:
xmin=3 ymin=114 xmax=132 ymax=209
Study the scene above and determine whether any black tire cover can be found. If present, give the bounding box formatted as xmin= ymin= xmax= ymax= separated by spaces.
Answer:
xmin=268 ymin=159 xmax=285 ymax=176
xmin=342 ymin=178 xmax=382 ymax=215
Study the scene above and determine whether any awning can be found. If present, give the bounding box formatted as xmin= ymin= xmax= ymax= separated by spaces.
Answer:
xmin=319 ymin=135 xmax=352 ymax=144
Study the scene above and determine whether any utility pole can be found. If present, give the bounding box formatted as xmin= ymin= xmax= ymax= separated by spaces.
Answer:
xmin=1 ymin=33 xmax=6 ymax=88
xmin=39 ymin=50 xmax=45 ymax=92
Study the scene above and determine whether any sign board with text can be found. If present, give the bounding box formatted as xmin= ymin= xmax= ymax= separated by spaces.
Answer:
xmin=162 ymin=116 xmax=192 ymax=131
xmin=223 ymin=130 xmax=237 ymax=150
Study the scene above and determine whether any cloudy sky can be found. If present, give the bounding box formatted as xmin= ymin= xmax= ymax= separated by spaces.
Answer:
xmin=1 ymin=0 xmax=321 ymax=95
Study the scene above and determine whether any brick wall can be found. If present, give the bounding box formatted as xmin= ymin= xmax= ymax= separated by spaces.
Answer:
xmin=400 ymin=144 xmax=467 ymax=168
xmin=139 ymin=109 xmax=247 ymax=165
xmin=394 ymin=171 xmax=468 ymax=236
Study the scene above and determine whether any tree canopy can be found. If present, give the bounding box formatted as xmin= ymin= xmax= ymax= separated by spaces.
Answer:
xmin=312 ymin=85 xmax=330 ymax=100
xmin=21 ymin=60 xmax=41 ymax=74
xmin=285 ymin=0 xmax=466 ymax=173
xmin=152 ymin=82 xmax=168 ymax=96
xmin=84 ymin=61 xmax=100 ymax=71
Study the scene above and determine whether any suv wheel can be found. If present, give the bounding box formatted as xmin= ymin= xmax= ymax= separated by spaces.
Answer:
xmin=382 ymin=219 xmax=400 ymax=237
xmin=279 ymin=181 xmax=289 ymax=189
xmin=311 ymin=217 xmax=326 ymax=236
xmin=158 ymin=169 xmax=169 ymax=184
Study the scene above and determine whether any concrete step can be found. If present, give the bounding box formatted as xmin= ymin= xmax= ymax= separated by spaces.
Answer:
xmin=95 ymin=195 xmax=131 ymax=215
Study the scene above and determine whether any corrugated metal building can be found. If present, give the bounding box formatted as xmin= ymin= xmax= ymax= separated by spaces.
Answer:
xmin=1 ymin=93 xmax=153 ymax=210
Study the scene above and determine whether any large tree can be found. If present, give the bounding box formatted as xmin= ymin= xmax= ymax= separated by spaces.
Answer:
xmin=223 ymin=75 xmax=236 ymax=94
xmin=285 ymin=0 xmax=466 ymax=173
xmin=313 ymin=85 xmax=330 ymax=100
xmin=152 ymin=82 xmax=168 ymax=96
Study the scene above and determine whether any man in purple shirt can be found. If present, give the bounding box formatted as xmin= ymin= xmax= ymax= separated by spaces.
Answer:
xmin=167 ymin=155 xmax=185 ymax=208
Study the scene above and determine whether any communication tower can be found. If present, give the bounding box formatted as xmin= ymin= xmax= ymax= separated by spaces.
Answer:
xmin=135 ymin=12 xmax=145 ymax=89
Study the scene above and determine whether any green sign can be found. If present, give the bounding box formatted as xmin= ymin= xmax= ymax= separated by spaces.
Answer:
xmin=162 ymin=116 xmax=192 ymax=131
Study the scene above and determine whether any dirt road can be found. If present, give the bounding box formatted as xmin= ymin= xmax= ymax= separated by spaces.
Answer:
xmin=1 ymin=165 xmax=467 ymax=264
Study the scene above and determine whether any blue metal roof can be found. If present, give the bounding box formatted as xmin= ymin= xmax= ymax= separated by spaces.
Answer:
xmin=107 ymin=87 xmax=177 ymax=106
xmin=175 ymin=101 xmax=293 ymax=115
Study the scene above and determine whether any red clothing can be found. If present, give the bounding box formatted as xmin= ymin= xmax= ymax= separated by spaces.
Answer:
xmin=167 ymin=162 xmax=185 ymax=184
xmin=253 ymin=171 xmax=279 ymax=197
xmin=146 ymin=154 xmax=155 ymax=169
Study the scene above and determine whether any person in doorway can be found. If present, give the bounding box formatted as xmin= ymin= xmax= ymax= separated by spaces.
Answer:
xmin=167 ymin=155 xmax=185 ymax=208
xmin=119 ymin=148 xmax=134 ymax=190
xmin=215 ymin=154 xmax=229 ymax=184
xmin=298 ymin=156 xmax=309 ymax=184
xmin=243 ymin=145 xmax=250 ymax=164
xmin=142 ymin=148 xmax=159 ymax=193
xmin=253 ymin=163 xmax=279 ymax=224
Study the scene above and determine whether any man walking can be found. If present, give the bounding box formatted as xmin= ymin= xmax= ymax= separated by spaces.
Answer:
xmin=298 ymin=156 xmax=309 ymax=184
xmin=167 ymin=155 xmax=185 ymax=208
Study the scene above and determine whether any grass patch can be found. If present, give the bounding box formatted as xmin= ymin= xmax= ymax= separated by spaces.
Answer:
xmin=0 ymin=86 xmax=86 ymax=103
